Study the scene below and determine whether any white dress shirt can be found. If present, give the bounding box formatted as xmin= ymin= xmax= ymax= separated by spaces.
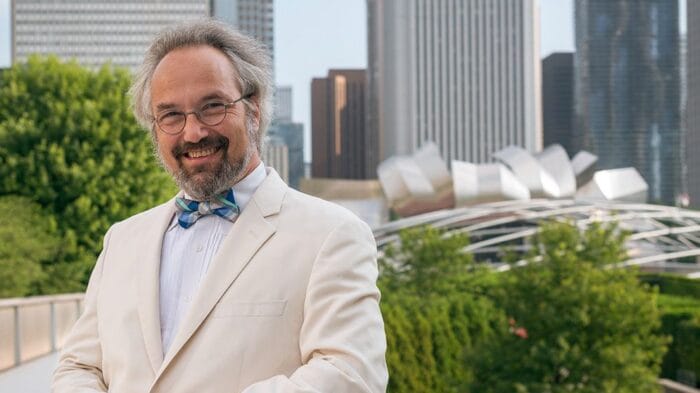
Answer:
xmin=159 ymin=162 xmax=267 ymax=355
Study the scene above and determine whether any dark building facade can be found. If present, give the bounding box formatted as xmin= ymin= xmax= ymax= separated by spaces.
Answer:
xmin=311 ymin=69 xmax=370 ymax=179
xmin=542 ymin=52 xmax=575 ymax=156
xmin=687 ymin=0 xmax=700 ymax=208
xmin=574 ymin=0 xmax=682 ymax=205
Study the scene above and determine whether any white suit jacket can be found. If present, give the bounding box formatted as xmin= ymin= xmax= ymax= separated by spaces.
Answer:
xmin=52 ymin=169 xmax=388 ymax=393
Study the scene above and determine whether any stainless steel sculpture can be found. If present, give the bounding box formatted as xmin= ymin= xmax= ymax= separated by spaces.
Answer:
xmin=535 ymin=144 xmax=577 ymax=198
xmin=493 ymin=146 xmax=554 ymax=197
xmin=576 ymin=167 xmax=648 ymax=203
xmin=377 ymin=143 xmax=650 ymax=218
xmin=452 ymin=161 xmax=530 ymax=206
xmin=571 ymin=150 xmax=598 ymax=187
xmin=376 ymin=142 xmax=455 ymax=216
xmin=373 ymin=199 xmax=700 ymax=278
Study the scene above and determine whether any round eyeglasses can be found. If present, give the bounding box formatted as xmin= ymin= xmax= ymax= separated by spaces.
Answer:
xmin=153 ymin=93 xmax=252 ymax=135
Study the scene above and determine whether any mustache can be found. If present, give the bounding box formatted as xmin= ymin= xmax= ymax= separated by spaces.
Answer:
xmin=172 ymin=135 xmax=229 ymax=158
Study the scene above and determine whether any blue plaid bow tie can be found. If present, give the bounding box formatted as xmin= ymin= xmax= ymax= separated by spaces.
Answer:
xmin=175 ymin=189 xmax=240 ymax=229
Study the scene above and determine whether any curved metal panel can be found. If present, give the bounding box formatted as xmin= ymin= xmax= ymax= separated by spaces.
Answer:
xmin=453 ymin=161 xmax=530 ymax=207
xmin=377 ymin=156 xmax=435 ymax=204
xmin=493 ymin=145 xmax=557 ymax=197
xmin=576 ymin=167 xmax=648 ymax=203
xmin=414 ymin=142 xmax=451 ymax=190
xmin=536 ymin=144 xmax=577 ymax=198
xmin=571 ymin=150 xmax=598 ymax=187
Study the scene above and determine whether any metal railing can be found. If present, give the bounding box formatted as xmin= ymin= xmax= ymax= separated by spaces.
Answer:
xmin=660 ymin=379 xmax=700 ymax=393
xmin=0 ymin=293 xmax=84 ymax=372
xmin=0 ymin=294 xmax=698 ymax=393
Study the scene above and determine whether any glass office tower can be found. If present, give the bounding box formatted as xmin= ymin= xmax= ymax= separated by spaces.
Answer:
xmin=574 ymin=0 xmax=682 ymax=204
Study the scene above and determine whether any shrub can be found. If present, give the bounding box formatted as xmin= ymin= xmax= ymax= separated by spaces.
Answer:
xmin=656 ymin=293 xmax=700 ymax=386
xmin=379 ymin=226 xmax=504 ymax=392
xmin=472 ymin=221 xmax=669 ymax=393
xmin=0 ymin=195 xmax=60 ymax=297
xmin=0 ymin=56 xmax=175 ymax=292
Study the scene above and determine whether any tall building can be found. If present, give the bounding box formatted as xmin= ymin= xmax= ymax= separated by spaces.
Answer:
xmin=11 ymin=0 xmax=209 ymax=72
xmin=367 ymin=0 xmax=542 ymax=166
xmin=542 ymin=52 xmax=575 ymax=156
xmin=274 ymin=85 xmax=293 ymax=123
xmin=574 ymin=0 xmax=682 ymax=205
xmin=687 ymin=0 xmax=700 ymax=208
xmin=268 ymin=122 xmax=304 ymax=188
xmin=311 ymin=69 xmax=370 ymax=179
xmin=263 ymin=135 xmax=289 ymax=184
xmin=11 ymin=0 xmax=274 ymax=74
xmin=211 ymin=0 xmax=274 ymax=72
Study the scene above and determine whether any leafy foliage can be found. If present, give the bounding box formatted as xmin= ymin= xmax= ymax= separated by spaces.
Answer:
xmin=472 ymin=221 xmax=669 ymax=393
xmin=379 ymin=226 xmax=504 ymax=392
xmin=0 ymin=195 xmax=60 ymax=297
xmin=655 ymin=292 xmax=700 ymax=387
xmin=0 ymin=56 xmax=175 ymax=293
xmin=379 ymin=226 xmax=494 ymax=297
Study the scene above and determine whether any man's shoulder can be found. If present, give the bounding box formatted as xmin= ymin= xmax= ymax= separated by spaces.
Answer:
xmin=109 ymin=198 xmax=174 ymax=233
xmin=281 ymin=188 xmax=369 ymax=230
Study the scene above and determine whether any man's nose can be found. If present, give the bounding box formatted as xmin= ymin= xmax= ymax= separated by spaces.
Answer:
xmin=181 ymin=112 xmax=209 ymax=143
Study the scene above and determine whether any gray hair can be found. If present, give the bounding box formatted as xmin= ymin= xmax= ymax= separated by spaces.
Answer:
xmin=130 ymin=18 xmax=273 ymax=153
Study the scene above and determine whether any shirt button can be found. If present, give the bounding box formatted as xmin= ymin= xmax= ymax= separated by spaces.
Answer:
xmin=196 ymin=245 xmax=204 ymax=253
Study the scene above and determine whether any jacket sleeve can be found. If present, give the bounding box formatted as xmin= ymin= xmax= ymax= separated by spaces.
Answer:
xmin=241 ymin=217 xmax=388 ymax=393
xmin=52 ymin=228 xmax=112 ymax=393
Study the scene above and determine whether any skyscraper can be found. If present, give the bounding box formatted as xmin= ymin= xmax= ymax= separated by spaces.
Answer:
xmin=274 ymin=85 xmax=293 ymax=123
xmin=687 ymin=0 xmax=700 ymax=208
xmin=574 ymin=0 xmax=682 ymax=205
xmin=311 ymin=69 xmax=369 ymax=179
xmin=211 ymin=0 xmax=274 ymax=72
xmin=367 ymin=0 xmax=542 ymax=166
xmin=542 ymin=52 xmax=575 ymax=155
xmin=11 ymin=0 xmax=274 ymax=74
xmin=263 ymin=135 xmax=289 ymax=184
xmin=268 ymin=122 xmax=304 ymax=188
xmin=12 ymin=0 xmax=209 ymax=72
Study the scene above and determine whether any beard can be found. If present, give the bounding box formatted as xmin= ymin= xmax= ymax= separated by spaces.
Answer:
xmin=156 ymin=117 xmax=258 ymax=201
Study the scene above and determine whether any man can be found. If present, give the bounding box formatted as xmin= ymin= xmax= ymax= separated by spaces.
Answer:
xmin=52 ymin=19 xmax=388 ymax=393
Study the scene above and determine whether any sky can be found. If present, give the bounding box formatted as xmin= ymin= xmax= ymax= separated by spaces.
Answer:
xmin=0 ymin=0 xmax=686 ymax=161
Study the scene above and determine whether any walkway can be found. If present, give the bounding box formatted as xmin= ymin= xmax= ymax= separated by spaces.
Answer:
xmin=0 ymin=352 xmax=57 ymax=393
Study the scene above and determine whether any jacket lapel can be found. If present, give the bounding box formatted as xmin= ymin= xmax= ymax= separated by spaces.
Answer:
xmin=136 ymin=198 xmax=179 ymax=375
xmin=154 ymin=169 xmax=287 ymax=381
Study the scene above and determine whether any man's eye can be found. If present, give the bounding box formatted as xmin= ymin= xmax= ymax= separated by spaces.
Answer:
xmin=158 ymin=111 xmax=182 ymax=123
xmin=202 ymin=102 xmax=226 ymax=112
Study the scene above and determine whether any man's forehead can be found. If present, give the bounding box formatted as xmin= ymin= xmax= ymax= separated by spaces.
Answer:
xmin=154 ymin=45 xmax=236 ymax=74
xmin=150 ymin=46 xmax=242 ymax=104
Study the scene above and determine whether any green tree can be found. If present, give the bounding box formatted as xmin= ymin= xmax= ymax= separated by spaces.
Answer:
xmin=379 ymin=226 xmax=504 ymax=392
xmin=0 ymin=195 xmax=61 ymax=297
xmin=379 ymin=225 xmax=495 ymax=297
xmin=0 ymin=56 xmax=175 ymax=293
xmin=473 ymin=221 xmax=669 ymax=393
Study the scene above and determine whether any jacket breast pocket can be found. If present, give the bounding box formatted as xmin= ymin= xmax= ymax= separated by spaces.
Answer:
xmin=212 ymin=300 xmax=287 ymax=318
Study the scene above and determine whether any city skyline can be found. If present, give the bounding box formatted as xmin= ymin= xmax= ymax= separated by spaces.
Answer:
xmin=2 ymin=0 xmax=578 ymax=163
xmin=0 ymin=0 xmax=688 ymax=165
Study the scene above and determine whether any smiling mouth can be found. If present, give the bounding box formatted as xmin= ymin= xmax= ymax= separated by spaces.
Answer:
xmin=186 ymin=146 xmax=220 ymax=159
